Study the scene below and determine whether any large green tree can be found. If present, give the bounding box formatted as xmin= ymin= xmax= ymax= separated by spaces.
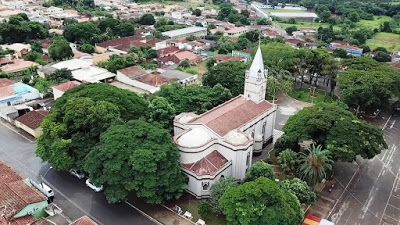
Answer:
xmin=64 ymin=22 xmax=101 ymax=44
xmin=84 ymin=120 xmax=186 ymax=204
xmin=48 ymin=37 xmax=73 ymax=61
xmin=280 ymin=178 xmax=317 ymax=204
xmin=338 ymin=57 xmax=400 ymax=112
xmin=245 ymin=161 xmax=275 ymax=182
xmin=36 ymin=84 xmax=148 ymax=170
xmin=0 ymin=14 xmax=48 ymax=44
xmin=203 ymin=61 xmax=247 ymax=96
xmin=156 ymin=83 xmax=232 ymax=114
xmin=280 ymin=103 xmax=387 ymax=162
xmin=209 ymin=177 xmax=238 ymax=214
xmin=219 ymin=177 xmax=303 ymax=225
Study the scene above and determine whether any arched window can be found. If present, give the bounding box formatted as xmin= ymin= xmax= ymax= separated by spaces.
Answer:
xmin=202 ymin=182 xmax=210 ymax=191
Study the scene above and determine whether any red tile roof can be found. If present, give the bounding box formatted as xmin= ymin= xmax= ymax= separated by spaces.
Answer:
xmin=182 ymin=150 xmax=229 ymax=176
xmin=16 ymin=110 xmax=49 ymax=130
xmin=157 ymin=46 xmax=180 ymax=56
xmin=175 ymin=51 xmax=199 ymax=61
xmin=215 ymin=55 xmax=243 ymax=63
xmin=13 ymin=215 xmax=37 ymax=225
xmin=0 ymin=161 xmax=47 ymax=222
xmin=0 ymin=78 xmax=14 ymax=87
xmin=191 ymin=96 xmax=273 ymax=136
xmin=52 ymin=81 xmax=81 ymax=92
xmin=70 ymin=216 xmax=98 ymax=225
xmin=118 ymin=66 xmax=147 ymax=79
xmin=136 ymin=73 xmax=171 ymax=87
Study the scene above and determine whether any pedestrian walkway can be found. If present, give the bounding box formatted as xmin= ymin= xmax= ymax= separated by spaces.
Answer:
xmin=127 ymin=195 xmax=194 ymax=225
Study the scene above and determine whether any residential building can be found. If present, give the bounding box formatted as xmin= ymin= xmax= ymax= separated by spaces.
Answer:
xmin=160 ymin=69 xmax=198 ymax=85
xmin=52 ymin=80 xmax=81 ymax=100
xmin=158 ymin=50 xmax=202 ymax=66
xmin=0 ymin=79 xmax=41 ymax=106
xmin=0 ymin=59 xmax=38 ymax=74
xmin=47 ymin=59 xmax=115 ymax=83
xmin=96 ymin=36 xmax=158 ymax=54
xmin=329 ymin=41 xmax=363 ymax=57
xmin=70 ymin=216 xmax=98 ymax=225
xmin=173 ymin=46 xmax=277 ymax=198
xmin=0 ymin=161 xmax=48 ymax=224
xmin=162 ymin=27 xmax=207 ymax=41
xmin=15 ymin=110 xmax=49 ymax=138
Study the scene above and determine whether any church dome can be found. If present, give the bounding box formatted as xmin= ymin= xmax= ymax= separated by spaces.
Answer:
xmin=224 ymin=130 xmax=249 ymax=146
xmin=177 ymin=127 xmax=213 ymax=148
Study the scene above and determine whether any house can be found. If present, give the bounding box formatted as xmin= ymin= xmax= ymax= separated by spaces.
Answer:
xmin=0 ymin=59 xmax=38 ymax=74
xmin=159 ymin=50 xmax=202 ymax=66
xmin=1 ymin=43 xmax=31 ymax=58
xmin=262 ymin=29 xmax=280 ymax=38
xmin=0 ymin=79 xmax=41 ymax=106
xmin=70 ymin=216 xmax=98 ymax=225
xmin=96 ymin=36 xmax=158 ymax=54
xmin=215 ymin=54 xmax=244 ymax=63
xmin=285 ymin=38 xmax=305 ymax=47
xmin=48 ymin=59 xmax=115 ymax=83
xmin=52 ymin=81 xmax=81 ymax=100
xmin=329 ymin=41 xmax=363 ymax=57
xmin=0 ymin=161 xmax=48 ymax=224
xmin=160 ymin=69 xmax=198 ymax=85
xmin=173 ymin=46 xmax=277 ymax=198
xmin=15 ymin=110 xmax=49 ymax=138
xmin=162 ymin=27 xmax=207 ymax=41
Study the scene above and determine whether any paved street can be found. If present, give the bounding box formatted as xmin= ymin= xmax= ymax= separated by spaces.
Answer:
xmin=330 ymin=114 xmax=400 ymax=225
xmin=0 ymin=120 xmax=156 ymax=225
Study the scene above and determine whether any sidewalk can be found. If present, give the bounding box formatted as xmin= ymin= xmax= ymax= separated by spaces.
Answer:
xmin=126 ymin=195 xmax=194 ymax=225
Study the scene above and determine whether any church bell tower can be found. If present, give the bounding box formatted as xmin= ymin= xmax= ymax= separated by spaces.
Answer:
xmin=244 ymin=45 xmax=268 ymax=103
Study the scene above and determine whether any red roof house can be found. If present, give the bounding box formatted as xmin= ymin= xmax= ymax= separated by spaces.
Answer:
xmin=0 ymin=161 xmax=48 ymax=225
xmin=52 ymin=81 xmax=81 ymax=100
xmin=15 ymin=110 xmax=49 ymax=138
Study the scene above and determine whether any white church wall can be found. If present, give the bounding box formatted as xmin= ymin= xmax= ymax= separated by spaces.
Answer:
xmin=185 ymin=165 xmax=232 ymax=198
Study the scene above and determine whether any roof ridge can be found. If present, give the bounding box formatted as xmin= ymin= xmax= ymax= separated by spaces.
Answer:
xmin=190 ymin=95 xmax=242 ymax=123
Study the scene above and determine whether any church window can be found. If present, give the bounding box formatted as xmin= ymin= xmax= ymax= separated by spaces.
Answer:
xmin=246 ymin=152 xmax=250 ymax=166
xmin=262 ymin=122 xmax=267 ymax=135
xmin=202 ymin=182 xmax=210 ymax=191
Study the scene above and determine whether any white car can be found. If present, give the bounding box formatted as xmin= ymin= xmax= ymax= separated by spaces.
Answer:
xmin=69 ymin=169 xmax=85 ymax=179
xmin=85 ymin=179 xmax=103 ymax=192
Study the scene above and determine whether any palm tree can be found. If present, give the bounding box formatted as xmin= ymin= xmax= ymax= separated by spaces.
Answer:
xmin=298 ymin=144 xmax=333 ymax=187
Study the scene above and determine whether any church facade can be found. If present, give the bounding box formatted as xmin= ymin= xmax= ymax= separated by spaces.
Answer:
xmin=173 ymin=46 xmax=277 ymax=198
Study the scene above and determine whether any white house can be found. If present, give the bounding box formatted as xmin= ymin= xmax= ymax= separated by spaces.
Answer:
xmin=173 ymin=46 xmax=277 ymax=198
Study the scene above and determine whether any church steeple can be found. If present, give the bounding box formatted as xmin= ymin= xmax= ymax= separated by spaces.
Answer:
xmin=244 ymin=45 xmax=268 ymax=103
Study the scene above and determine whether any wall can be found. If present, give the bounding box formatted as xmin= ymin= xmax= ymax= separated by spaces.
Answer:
xmin=52 ymin=88 xmax=64 ymax=100
xmin=185 ymin=165 xmax=232 ymax=198
xmin=14 ymin=120 xmax=41 ymax=138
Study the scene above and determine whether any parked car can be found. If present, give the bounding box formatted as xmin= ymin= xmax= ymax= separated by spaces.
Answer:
xmin=85 ymin=179 xmax=103 ymax=192
xmin=69 ymin=169 xmax=85 ymax=179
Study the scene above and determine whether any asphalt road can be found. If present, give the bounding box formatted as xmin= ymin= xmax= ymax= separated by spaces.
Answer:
xmin=330 ymin=114 xmax=400 ymax=225
xmin=0 ymin=120 xmax=156 ymax=225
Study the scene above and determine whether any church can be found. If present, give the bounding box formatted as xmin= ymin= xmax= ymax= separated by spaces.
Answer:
xmin=173 ymin=46 xmax=277 ymax=198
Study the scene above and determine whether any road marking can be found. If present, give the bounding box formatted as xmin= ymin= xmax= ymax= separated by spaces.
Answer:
xmin=382 ymin=115 xmax=393 ymax=130
xmin=0 ymin=120 xmax=35 ymax=143
xmin=42 ymin=176 xmax=105 ymax=225
xmin=379 ymin=167 xmax=400 ymax=225
xmin=390 ymin=120 xmax=397 ymax=129
xmin=328 ymin=164 xmax=360 ymax=218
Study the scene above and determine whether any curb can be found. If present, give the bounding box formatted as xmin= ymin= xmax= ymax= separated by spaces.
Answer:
xmin=125 ymin=201 xmax=163 ymax=225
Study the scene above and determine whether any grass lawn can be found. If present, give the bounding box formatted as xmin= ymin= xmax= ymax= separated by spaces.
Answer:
xmin=367 ymin=32 xmax=400 ymax=52
xmin=288 ymin=87 xmax=334 ymax=103
xmin=275 ymin=21 xmax=328 ymax=29
xmin=178 ymin=199 xmax=227 ymax=225
xmin=357 ymin=16 xmax=392 ymax=29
